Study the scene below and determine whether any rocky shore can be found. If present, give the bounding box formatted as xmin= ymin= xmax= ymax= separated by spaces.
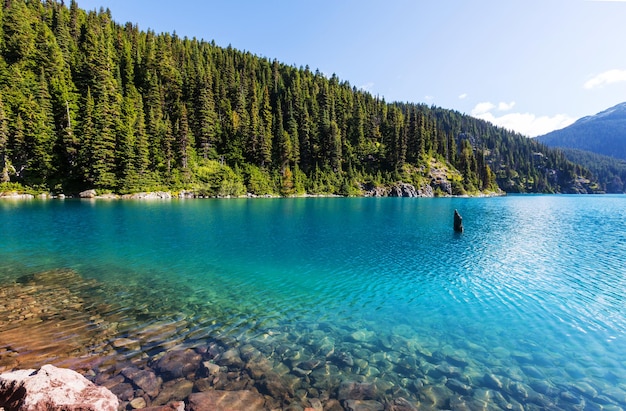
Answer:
xmin=1 ymin=269 xmax=624 ymax=411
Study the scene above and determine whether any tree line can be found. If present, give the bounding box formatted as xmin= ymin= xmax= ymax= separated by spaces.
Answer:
xmin=0 ymin=0 xmax=597 ymax=196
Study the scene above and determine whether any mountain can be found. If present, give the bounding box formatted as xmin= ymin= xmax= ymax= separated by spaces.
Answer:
xmin=536 ymin=102 xmax=626 ymax=161
xmin=553 ymin=148 xmax=626 ymax=193
xmin=534 ymin=103 xmax=626 ymax=193
xmin=0 ymin=1 xmax=599 ymax=196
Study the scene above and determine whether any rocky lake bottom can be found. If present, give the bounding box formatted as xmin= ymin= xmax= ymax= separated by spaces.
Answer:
xmin=2 ymin=268 xmax=625 ymax=411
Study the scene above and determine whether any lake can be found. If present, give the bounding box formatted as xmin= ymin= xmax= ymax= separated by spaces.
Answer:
xmin=1 ymin=195 xmax=625 ymax=410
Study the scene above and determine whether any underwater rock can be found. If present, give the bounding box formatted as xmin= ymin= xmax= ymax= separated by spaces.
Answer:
xmin=187 ymin=390 xmax=266 ymax=411
xmin=125 ymin=367 xmax=161 ymax=398
xmin=0 ymin=364 xmax=119 ymax=411
xmin=140 ymin=401 xmax=185 ymax=410
xmin=215 ymin=347 xmax=244 ymax=370
xmin=343 ymin=399 xmax=384 ymax=411
xmin=129 ymin=397 xmax=147 ymax=409
xmin=529 ymin=379 xmax=557 ymax=396
xmin=152 ymin=378 xmax=193 ymax=406
xmin=445 ymin=378 xmax=472 ymax=395
xmin=155 ymin=349 xmax=202 ymax=380
xmin=331 ymin=351 xmax=355 ymax=367
xmin=571 ymin=380 xmax=599 ymax=398
xmin=337 ymin=381 xmax=378 ymax=401
xmin=257 ymin=372 xmax=295 ymax=398
xmin=483 ymin=373 xmax=504 ymax=390
xmin=112 ymin=337 xmax=141 ymax=351
xmin=385 ymin=397 xmax=419 ymax=411
xmin=109 ymin=381 xmax=134 ymax=401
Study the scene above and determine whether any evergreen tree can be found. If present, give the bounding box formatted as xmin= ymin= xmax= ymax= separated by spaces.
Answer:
xmin=0 ymin=94 xmax=9 ymax=182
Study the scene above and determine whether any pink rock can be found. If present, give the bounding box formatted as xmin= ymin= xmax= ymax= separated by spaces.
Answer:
xmin=0 ymin=364 xmax=119 ymax=411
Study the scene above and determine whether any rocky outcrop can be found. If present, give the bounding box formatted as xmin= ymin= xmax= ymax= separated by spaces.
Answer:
xmin=389 ymin=183 xmax=419 ymax=197
xmin=0 ymin=364 xmax=119 ymax=411
xmin=362 ymin=182 xmax=434 ymax=197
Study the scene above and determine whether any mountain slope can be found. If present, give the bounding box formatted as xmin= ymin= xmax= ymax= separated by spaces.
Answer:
xmin=536 ymin=102 xmax=626 ymax=161
xmin=0 ymin=0 xmax=598 ymax=195
xmin=556 ymin=148 xmax=626 ymax=193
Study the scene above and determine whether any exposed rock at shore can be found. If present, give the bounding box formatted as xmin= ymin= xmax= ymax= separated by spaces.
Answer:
xmin=388 ymin=183 xmax=419 ymax=197
xmin=122 ymin=191 xmax=172 ymax=199
xmin=0 ymin=191 xmax=34 ymax=199
xmin=0 ymin=364 xmax=119 ymax=411
xmin=362 ymin=182 xmax=434 ymax=197
xmin=79 ymin=189 xmax=97 ymax=198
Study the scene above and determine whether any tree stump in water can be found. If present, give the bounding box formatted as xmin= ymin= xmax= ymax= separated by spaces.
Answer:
xmin=454 ymin=209 xmax=464 ymax=233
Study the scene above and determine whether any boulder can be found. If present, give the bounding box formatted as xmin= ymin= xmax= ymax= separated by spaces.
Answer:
xmin=79 ymin=189 xmax=97 ymax=198
xmin=0 ymin=364 xmax=119 ymax=411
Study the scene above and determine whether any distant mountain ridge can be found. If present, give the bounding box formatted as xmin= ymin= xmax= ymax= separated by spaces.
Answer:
xmin=535 ymin=102 xmax=626 ymax=193
xmin=536 ymin=102 xmax=626 ymax=161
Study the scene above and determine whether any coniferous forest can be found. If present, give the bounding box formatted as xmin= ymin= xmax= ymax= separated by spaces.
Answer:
xmin=0 ymin=0 xmax=600 ymax=196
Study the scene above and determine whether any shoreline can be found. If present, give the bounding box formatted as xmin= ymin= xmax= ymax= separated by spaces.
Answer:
xmin=0 ymin=189 xmax=506 ymax=200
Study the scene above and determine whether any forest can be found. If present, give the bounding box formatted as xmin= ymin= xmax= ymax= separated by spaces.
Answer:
xmin=0 ymin=0 xmax=600 ymax=196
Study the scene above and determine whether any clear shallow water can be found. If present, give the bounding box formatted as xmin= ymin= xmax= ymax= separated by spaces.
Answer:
xmin=1 ymin=196 xmax=626 ymax=409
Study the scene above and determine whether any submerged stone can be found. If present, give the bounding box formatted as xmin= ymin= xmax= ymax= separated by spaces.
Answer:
xmin=342 ymin=399 xmax=384 ymax=411
xmin=215 ymin=347 xmax=244 ymax=369
xmin=446 ymin=378 xmax=472 ymax=395
xmin=483 ymin=373 xmax=504 ymax=390
xmin=187 ymin=390 xmax=266 ymax=411
xmin=385 ymin=397 xmax=419 ymax=411
xmin=338 ymin=381 xmax=378 ymax=401
xmin=152 ymin=378 xmax=193 ymax=406
xmin=155 ymin=349 xmax=202 ymax=380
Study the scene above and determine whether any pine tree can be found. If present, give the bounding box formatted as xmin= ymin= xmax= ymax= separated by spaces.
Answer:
xmin=259 ymin=86 xmax=273 ymax=167
xmin=0 ymin=94 xmax=9 ymax=183
xmin=77 ymin=88 xmax=95 ymax=185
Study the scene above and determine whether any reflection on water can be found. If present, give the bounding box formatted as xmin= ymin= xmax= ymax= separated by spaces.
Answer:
xmin=1 ymin=196 xmax=626 ymax=409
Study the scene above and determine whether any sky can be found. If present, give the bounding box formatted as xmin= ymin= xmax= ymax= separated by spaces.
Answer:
xmin=77 ymin=0 xmax=626 ymax=137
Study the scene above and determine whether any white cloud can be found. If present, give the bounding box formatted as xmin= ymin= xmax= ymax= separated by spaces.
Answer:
xmin=471 ymin=102 xmax=495 ymax=116
xmin=584 ymin=69 xmax=626 ymax=89
xmin=458 ymin=93 xmax=468 ymax=100
xmin=470 ymin=102 xmax=575 ymax=137
xmin=498 ymin=101 xmax=516 ymax=111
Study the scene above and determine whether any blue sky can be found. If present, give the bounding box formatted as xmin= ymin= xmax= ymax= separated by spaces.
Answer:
xmin=78 ymin=0 xmax=626 ymax=137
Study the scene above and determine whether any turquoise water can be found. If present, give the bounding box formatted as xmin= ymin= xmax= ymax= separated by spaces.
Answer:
xmin=1 ymin=196 xmax=626 ymax=409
